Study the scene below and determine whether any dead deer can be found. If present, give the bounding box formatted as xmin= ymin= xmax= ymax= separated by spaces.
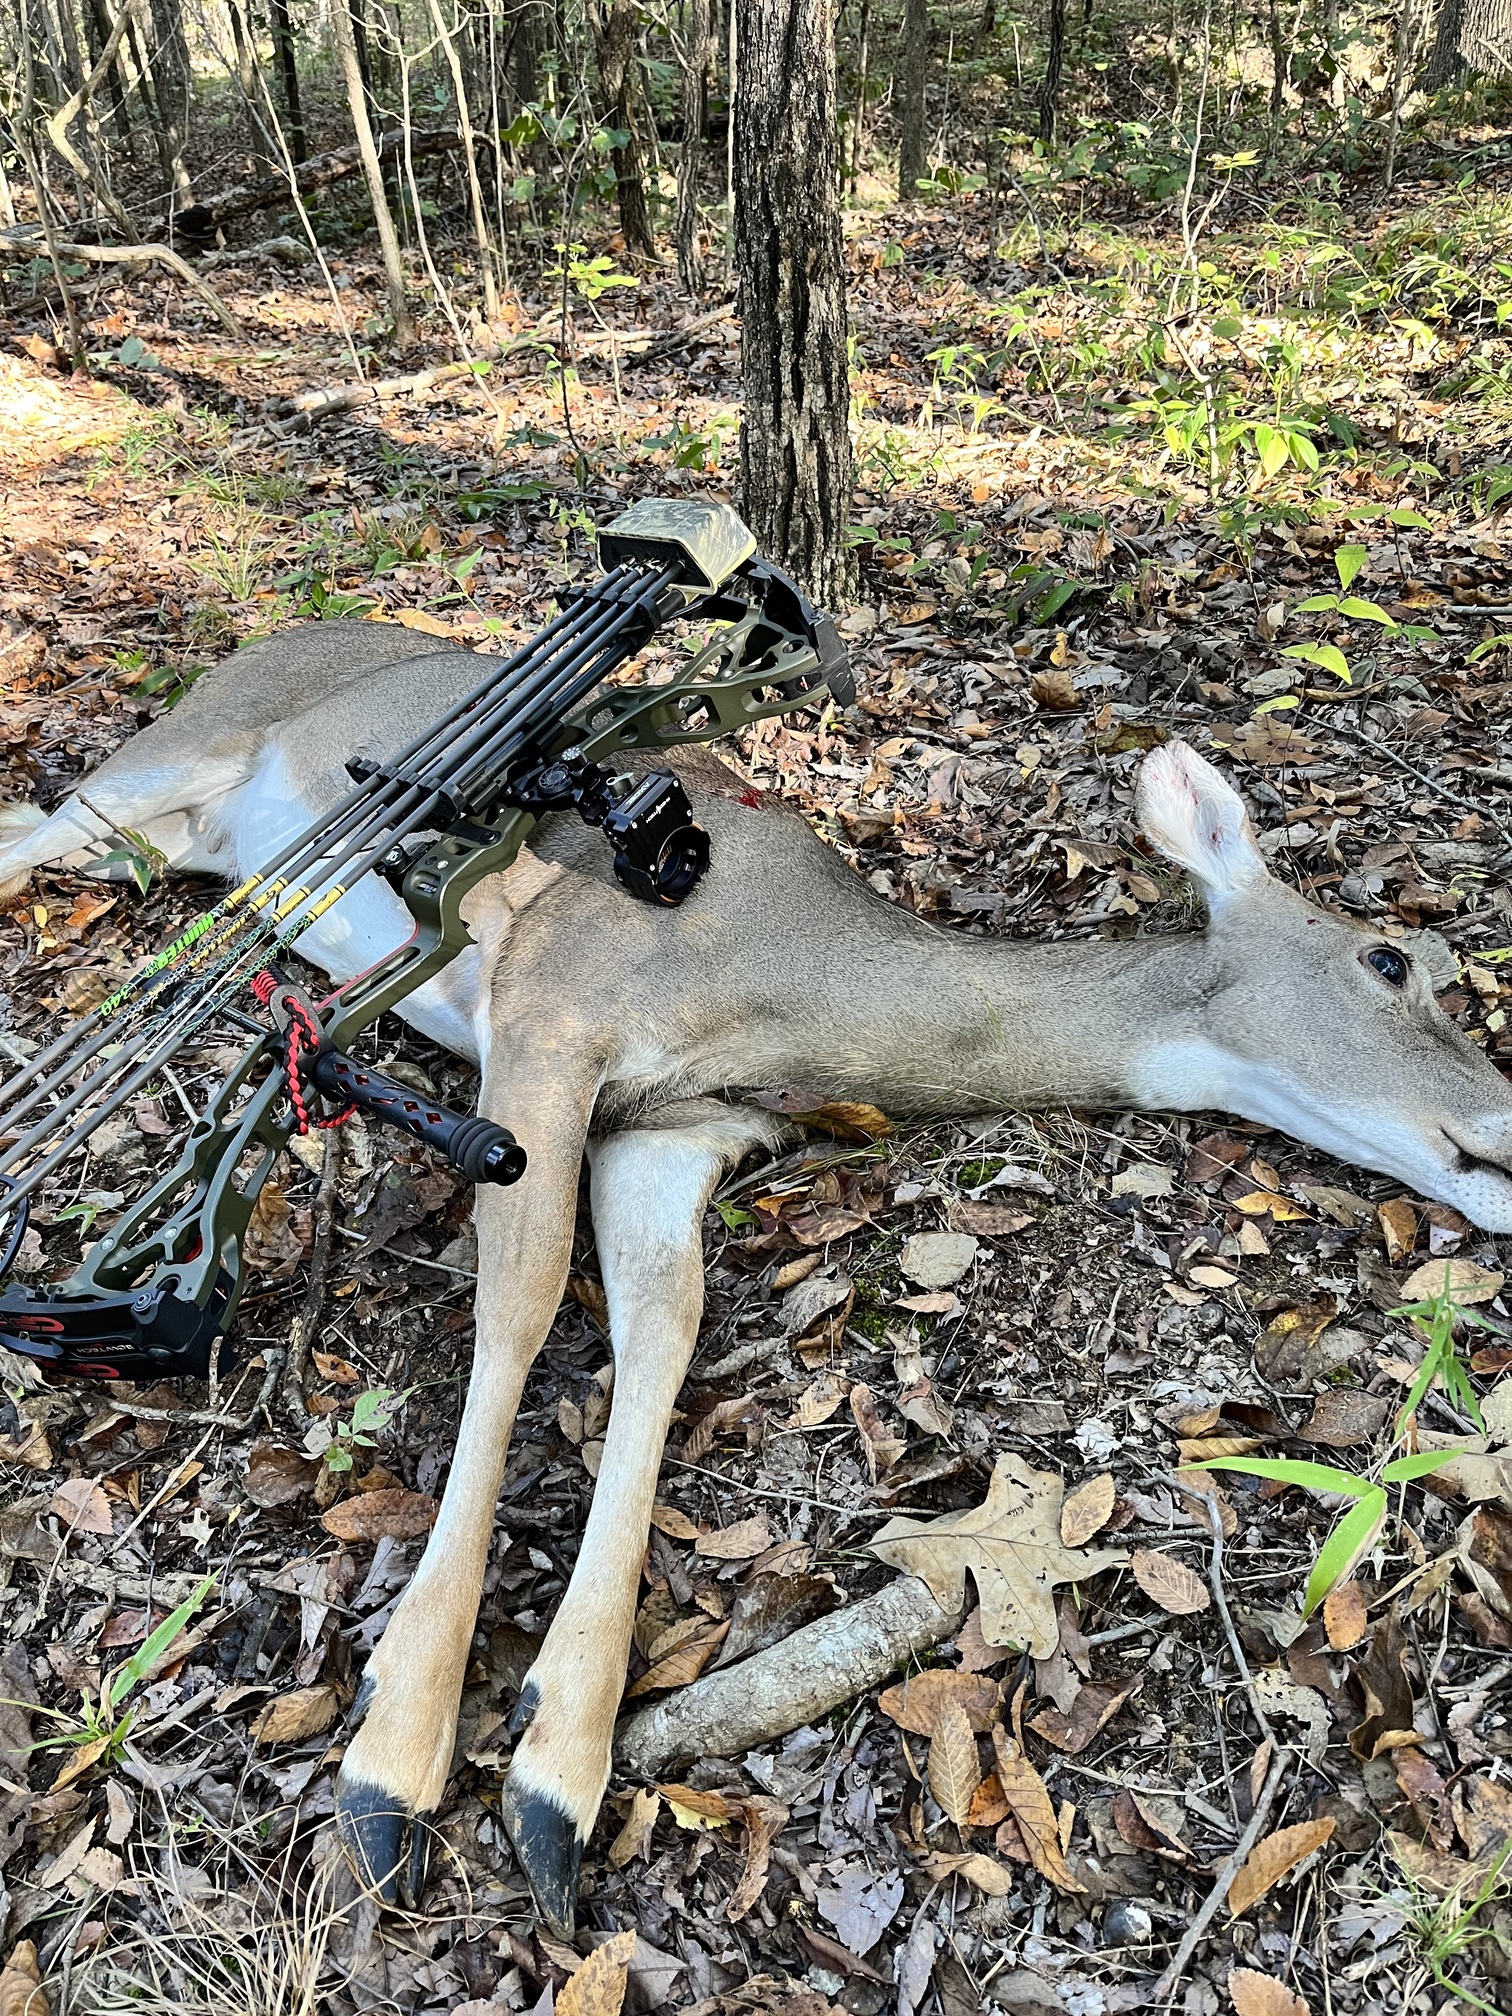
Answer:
xmin=3 ymin=617 xmax=1511 ymax=1933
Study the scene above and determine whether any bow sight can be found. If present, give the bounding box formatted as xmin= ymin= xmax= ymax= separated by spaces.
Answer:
xmin=0 ymin=500 xmax=851 ymax=1383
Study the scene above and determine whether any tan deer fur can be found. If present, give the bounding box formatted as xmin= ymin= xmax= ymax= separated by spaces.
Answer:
xmin=4 ymin=618 xmax=1511 ymax=1931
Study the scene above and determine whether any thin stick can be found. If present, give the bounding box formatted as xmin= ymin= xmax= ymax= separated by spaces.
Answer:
xmin=52 ymin=239 xmax=242 ymax=336
xmin=1165 ymin=1475 xmax=1279 ymax=1753
xmin=285 ymin=1134 xmax=341 ymax=1425
xmin=1323 ymin=715 xmax=1512 ymax=853
xmin=1152 ymin=1748 xmax=1289 ymax=2006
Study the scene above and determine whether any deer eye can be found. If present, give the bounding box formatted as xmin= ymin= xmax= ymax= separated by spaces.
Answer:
xmin=1365 ymin=946 xmax=1410 ymax=988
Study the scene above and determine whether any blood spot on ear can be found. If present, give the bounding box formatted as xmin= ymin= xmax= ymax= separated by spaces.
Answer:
xmin=739 ymin=788 xmax=761 ymax=809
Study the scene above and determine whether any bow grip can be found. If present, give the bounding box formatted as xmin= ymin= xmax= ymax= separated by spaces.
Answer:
xmin=309 ymin=1051 xmax=527 ymax=1185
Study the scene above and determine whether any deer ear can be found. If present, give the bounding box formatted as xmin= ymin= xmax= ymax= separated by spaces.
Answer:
xmin=1136 ymin=740 xmax=1267 ymax=912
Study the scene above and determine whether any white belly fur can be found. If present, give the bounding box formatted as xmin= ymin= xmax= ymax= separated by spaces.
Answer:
xmin=226 ymin=748 xmax=484 ymax=1063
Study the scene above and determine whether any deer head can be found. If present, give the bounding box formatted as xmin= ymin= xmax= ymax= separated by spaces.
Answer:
xmin=1134 ymin=741 xmax=1512 ymax=1233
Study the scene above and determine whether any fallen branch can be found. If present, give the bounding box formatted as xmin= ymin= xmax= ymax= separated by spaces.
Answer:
xmin=149 ymin=128 xmax=466 ymax=242
xmin=271 ymin=357 xmax=487 ymax=434
xmin=618 ymin=304 xmax=735 ymax=370
xmin=52 ymin=239 xmax=243 ymax=336
xmin=614 ymin=1573 xmax=964 ymax=1778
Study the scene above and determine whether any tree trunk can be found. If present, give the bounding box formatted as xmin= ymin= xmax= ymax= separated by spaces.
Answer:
xmin=269 ymin=0 xmax=308 ymax=162
xmin=81 ymin=0 xmax=133 ymax=148
xmin=332 ymin=0 xmax=416 ymax=344
xmin=593 ymin=0 xmax=656 ymax=261
xmin=425 ymin=0 xmax=499 ymax=319
xmin=1424 ymin=0 xmax=1512 ymax=79
xmin=1038 ymin=0 xmax=1066 ymax=143
xmin=896 ymin=0 xmax=929 ymax=197
xmin=734 ymin=0 xmax=853 ymax=609
xmin=850 ymin=0 xmax=870 ymax=193
xmin=513 ymin=0 xmax=540 ymax=105
xmin=676 ymin=0 xmax=712 ymax=295
xmin=148 ymin=0 xmax=194 ymax=202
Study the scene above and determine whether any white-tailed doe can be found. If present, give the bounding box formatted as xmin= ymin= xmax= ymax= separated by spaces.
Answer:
xmin=3 ymin=620 xmax=1509 ymax=1929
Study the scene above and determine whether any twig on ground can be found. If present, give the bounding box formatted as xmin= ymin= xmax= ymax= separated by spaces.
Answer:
xmin=111 ymin=1348 xmax=283 ymax=1434
xmin=1151 ymin=1747 xmax=1290 ymax=2006
xmin=1166 ymin=1475 xmax=1280 ymax=1754
xmin=285 ymin=1134 xmax=340 ymax=1426
xmin=1324 ymin=716 xmax=1512 ymax=853
xmin=271 ymin=358 xmax=486 ymax=433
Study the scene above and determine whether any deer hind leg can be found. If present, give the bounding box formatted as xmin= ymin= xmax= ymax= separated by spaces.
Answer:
xmin=334 ymin=1054 xmax=601 ymax=1906
xmin=0 ymin=747 xmax=253 ymax=900
xmin=498 ymin=1099 xmax=789 ymax=1933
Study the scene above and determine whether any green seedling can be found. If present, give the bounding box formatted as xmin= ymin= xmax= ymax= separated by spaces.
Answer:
xmin=322 ymin=1386 xmax=413 ymax=1474
xmin=1187 ymin=1451 xmax=1457 ymax=1616
xmin=1391 ymin=1265 xmax=1500 ymax=1434
xmin=93 ymin=824 xmax=169 ymax=896
xmin=1397 ymin=1834 xmax=1512 ymax=2014
xmin=10 ymin=1574 xmax=216 ymax=1782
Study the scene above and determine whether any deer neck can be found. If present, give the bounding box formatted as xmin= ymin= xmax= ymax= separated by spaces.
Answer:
xmin=810 ymin=911 xmax=1226 ymax=1119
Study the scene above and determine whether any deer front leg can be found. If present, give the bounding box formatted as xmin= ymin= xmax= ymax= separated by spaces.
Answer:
xmin=334 ymin=1058 xmax=599 ymax=1906
xmin=499 ymin=1102 xmax=786 ymax=1932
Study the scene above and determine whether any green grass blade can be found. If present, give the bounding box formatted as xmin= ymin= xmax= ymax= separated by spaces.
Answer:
xmin=108 ymin=1574 xmax=217 ymax=1712
xmin=1304 ymin=1487 xmax=1386 ymax=1616
xmin=1187 ymin=1456 xmax=1373 ymax=1498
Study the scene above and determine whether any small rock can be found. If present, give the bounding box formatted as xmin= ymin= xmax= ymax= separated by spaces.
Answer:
xmin=1110 ymin=1163 xmax=1174 ymax=1201
xmin=1102 ymin=1900 xmax=1153 ymax=1946
xmin=898 ymin=1231 xmax=978 ymax=1289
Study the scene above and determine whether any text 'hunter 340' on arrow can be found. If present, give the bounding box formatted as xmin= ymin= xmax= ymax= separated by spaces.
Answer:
xmin=0 ymin=500 xmax=852 ymax=1383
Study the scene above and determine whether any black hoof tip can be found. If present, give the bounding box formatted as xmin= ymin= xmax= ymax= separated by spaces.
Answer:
xmin=500 ymin=1773 xmax=583 ymax=1936
xmin=335 ymin=1775 xmax=429 ymax=1908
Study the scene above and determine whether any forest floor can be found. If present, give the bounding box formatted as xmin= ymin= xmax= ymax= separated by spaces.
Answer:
xmin=4 ymin=146 xmax=1512 ymax=2016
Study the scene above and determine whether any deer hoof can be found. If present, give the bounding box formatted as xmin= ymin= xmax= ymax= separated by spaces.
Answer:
xmin=335 ymin=1774 xmax=430 ymax=1908
xmin=499 ymin=1769 xmax=584 ymax=1936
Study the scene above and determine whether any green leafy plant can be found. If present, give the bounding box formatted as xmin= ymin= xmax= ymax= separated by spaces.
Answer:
xmin=13 ymin=1574 xmax=216 ymax=1777
xmin=93 ymin=823 xmax=168 ymax=895
xmin=546 ymin=244 xmax=639 ymax=305
xmin=1392 ymin=1266 xmax=1500 ymax=1433
xmin=321 ymin=1386 xmax=412 ymax=1474
xmin=1398 ymin=1835 xmax=1512 ymax=2015
xmin=1279 ymin=540 xmax=1433 ymax=685
xmin=1187 ymin=1451 xmax=1457 ymax=1615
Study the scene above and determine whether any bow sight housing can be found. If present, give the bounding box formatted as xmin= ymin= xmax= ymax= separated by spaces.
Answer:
xmin=0 ymin=500 xmax=851 ymax=1382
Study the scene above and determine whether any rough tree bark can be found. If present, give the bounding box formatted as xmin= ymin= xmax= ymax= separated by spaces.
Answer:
xmin=147 ymin=0 xmax=194 ymax=201
xmin=896 ymin=0 xmax=929 ymax=197
xmin=1424 ymin=0 xmax=1512 ymax=80
xmin=676 ymin=0 xmax=713 ymax=295
xmin=332 ymin=0 xmax=416 ymax=345
xmin=269 ymin=0 xmax=308 ymax=163
xmin=734 ymin=0 xmax=853 ymax=609
xmin=592 ymin=0 xmax=656 ymax=262
xmin=1039 ymin=0 xmax=1066 ymax=142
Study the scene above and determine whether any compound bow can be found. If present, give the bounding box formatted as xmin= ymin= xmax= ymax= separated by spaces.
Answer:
xmin=0 ymin=499 xmax=851 ymax=1383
